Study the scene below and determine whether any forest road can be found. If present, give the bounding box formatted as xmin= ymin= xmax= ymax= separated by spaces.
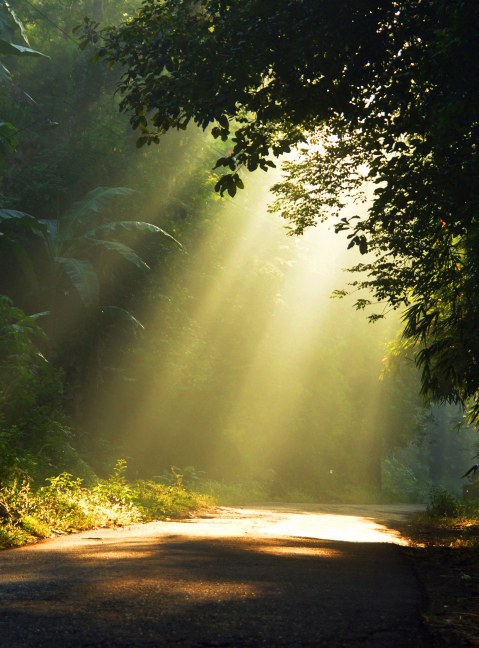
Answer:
xmin=0 ymin=503 xmax=431 ymax=648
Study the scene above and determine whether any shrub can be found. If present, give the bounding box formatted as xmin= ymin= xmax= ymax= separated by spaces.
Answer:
xmin=0 ymin=296 xmax=70 ymax=482
xmin=0 ymin=460 xmax=210 ymax=549
xmin=21 ymin=515 xmax=50 ymax=538
xmin=427 ymin=486 xmax=459 ymax=518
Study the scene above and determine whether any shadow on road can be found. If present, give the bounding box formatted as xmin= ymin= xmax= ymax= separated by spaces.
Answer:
xmin=0 ymin=531 xmax=432 ymax=647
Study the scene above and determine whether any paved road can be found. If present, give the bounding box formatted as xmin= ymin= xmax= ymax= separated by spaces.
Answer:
xmin=0 ymin=504 xmax=431 ymax=647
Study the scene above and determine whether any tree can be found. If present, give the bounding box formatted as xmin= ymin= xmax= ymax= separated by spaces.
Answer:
xmin=0 ymin=186 xmax=179 ymax=309
xmin=0 ymin=186 xmax=180 ymax=420
xmin=0 ymin=0 xmax=50 ymax=167
xmin=84 ymin=0 xmax=479 ymax=421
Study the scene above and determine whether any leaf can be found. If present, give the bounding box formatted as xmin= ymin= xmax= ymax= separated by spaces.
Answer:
xmin=55 ymin=257 xmax=99 ymax=306
xmin=84 ymin=220 xmax=181 ymax=246
xmin=0 ymin=3 xmax=30 ymax=45
xmin=8 ymin=240 xmax=39 ymax=289
xmin=0 ymin=39 xmax=49 ymax=58
xmin=84 ymin=238 xmax=150 ymax=272
xmin=462 ymin=465 xmax=479 ymax=479
xmin=102 ymin=305 xmax=144 ymax=330
xmin=0 ymin=60 xmax=11 ymax=85
xmin=0 ymin=209 xmax=47 ymax=234
xmin=59 ymin=187 xmax=136 ymax=239
xmin=359 ymin=237 xmax=368 ymax=255
xmin=0 ymin=121 xmax=16 ymax=152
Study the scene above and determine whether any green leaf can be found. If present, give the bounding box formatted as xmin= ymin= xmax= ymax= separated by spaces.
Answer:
xmin=56 ymin=257 xmax=99 ymax=306
xmin=0 ymin=3 xmax=30 ymax=46
xmin=0 ymin=39 xmax=49 ymax=58
xmin=8 ymin=240 xmax=39 ymax=289
xmin=59 ymin=187 xmax=136 ymax=239
xmin=462 ymin=465 xmax=479 ymax=479
xmin=84 ymin=220 xmax=181 ymax=246
xmin=0 ymin=209 xmax=46 ymax=232
xmin=0 ymin=120 xmax=16 ymax=164
xmin=0 ymin=60 xmax=11 ymax=85
xmin=85 ymin=238 xmax=150 ymax=272
xmin=102 ymin=306 xmax=144 ymax=330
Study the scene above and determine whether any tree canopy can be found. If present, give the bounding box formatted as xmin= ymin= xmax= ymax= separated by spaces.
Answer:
xmin=88 ymin=0 xmax=479 ymax=421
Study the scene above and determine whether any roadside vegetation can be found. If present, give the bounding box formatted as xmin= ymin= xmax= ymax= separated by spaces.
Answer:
xmin=400 ymin=487 xmax=479 ymax=646
xmin=0 ymin=460 xmax=210 ymax=549
xmin=408 ymin=486 xmax=479 ymax=549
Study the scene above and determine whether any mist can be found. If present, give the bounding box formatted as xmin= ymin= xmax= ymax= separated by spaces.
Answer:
xmin=72 ymin=136 xmax=475 ymax=501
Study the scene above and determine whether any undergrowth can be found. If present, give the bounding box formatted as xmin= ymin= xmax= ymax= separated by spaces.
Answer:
xmin=409 ymin=486 xmax=479 ymax=548
xmin=193 ymin=478 xmax=404 ymax=506
xmin=0 ymin=460 xmax=210 ymax=549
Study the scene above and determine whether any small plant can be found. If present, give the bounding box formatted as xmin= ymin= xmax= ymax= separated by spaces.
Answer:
xmin=154 ymin=466 xmax=205 ymax=487
xmin=94 ymin=459 xmax=133 ymax=505
xmin=427 ymin=486 xmax=459 ymax=518
xmin=21 ymin=515 xmax=50 ymax=538
xmin=0 ymin=460 xmax=210 ymax=549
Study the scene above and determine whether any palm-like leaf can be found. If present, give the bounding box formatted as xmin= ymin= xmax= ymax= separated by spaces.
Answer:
xmin=85 ymin=220 xmax=181 ymax=247
xmin=56 ymin=258 xmax=99 ymax=306
xmin=0 ymin=208 xmax=41 ymax=227
xmin=60 ymin=187 xmax=136 ymax=240
xmin=8 ymin=240 xmax=39 ymax=289
xmin=0 ymin=187 xmax=177 ymax=317
xmin=85 ymin=238 xmax=150 ymax=272
xmin=0 ymin=2 xmax=30 ymax=46
xmin=102 ymin=306 xmax=144 ymax=330
xmin=0 ymin=39 xmax=49 ymax=58
xmin=0 ymin=59 xmax=10 ymax=84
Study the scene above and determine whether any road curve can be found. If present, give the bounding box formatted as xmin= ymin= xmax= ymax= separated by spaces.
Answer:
xmin=0 ymin=504 xmax=431 ymax=647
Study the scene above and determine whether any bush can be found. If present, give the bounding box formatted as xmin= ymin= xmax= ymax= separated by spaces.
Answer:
xmin=21 ymin=515 xmax=50 ymax=538
xmin=0 ymin=460 xmax=210 ymax=549
xmin=427 ymin=486 xmax=459 ymax=518
xmin=0 ymin=296 xmax=70 ymax=482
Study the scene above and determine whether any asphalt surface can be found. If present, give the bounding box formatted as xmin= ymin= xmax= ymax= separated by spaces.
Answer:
xmin=0 ymin=504 xmax=432 ymax=647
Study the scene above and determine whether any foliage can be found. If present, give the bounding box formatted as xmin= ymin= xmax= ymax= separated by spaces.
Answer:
xmin=0 ymin=0 xmax=468 ymax=500
xmin=0 ymin=186 xmax=179 ymax=308
xmin=89 ymin=0 xmax=479 ymax=423
xmin=0 ymin=1 xmax=48 ymax=97
xmin=0 ymin=460 xmax=210 ymax=549
xmin=0 ymin=294 xmax=70 ymax=479
xmin=154 ymin=465 xmax=206 ymax=487
xmin=427 ymin=486 xmax=459 ymax=518
xmin=195 ymin=478 xmax=303 ymax=506
xmin=0 ymin=0 xmax=49 ymax=168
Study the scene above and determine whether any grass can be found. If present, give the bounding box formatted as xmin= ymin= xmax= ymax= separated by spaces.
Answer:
xmin=0 ymin=461 xmax=211 ymax=550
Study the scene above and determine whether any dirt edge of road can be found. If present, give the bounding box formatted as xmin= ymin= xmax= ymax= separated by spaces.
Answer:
xmin=389 ymin=518 xmax=479 ymax=647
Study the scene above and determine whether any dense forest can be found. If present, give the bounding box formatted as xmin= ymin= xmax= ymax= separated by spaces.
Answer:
xmin=0 ymin=0 xmax=476 ymax=506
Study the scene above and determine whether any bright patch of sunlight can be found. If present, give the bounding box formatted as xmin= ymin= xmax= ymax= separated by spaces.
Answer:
xmin=258 ymin=513 xmax=407 ymax=545
xmin=109 ymin=153 xmax=400 ymax=486
xmin=257 ymin=545 xmax=342 ymax=557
